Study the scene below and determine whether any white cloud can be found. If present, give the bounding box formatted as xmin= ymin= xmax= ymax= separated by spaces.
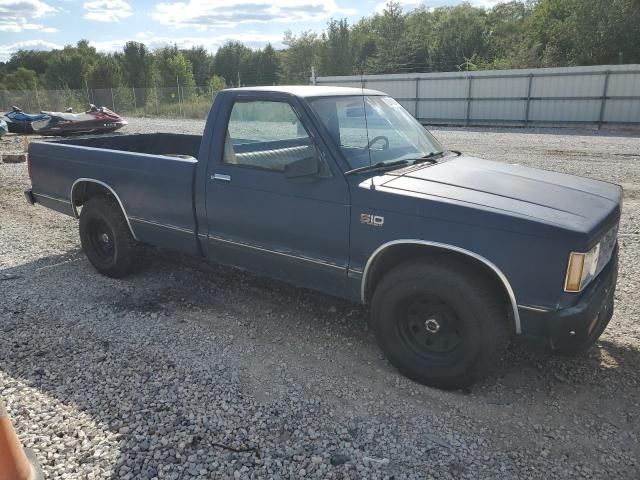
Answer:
xmin=374 ymin=0 xmax=502 ymax=13
xmin=472 ymin=0 xmax=502 ymax=7
xmin=90 ymin=31 xmax=284 ymax=54
xmin=0 ymin=30 xmax=284 ymax=61
xmin=83 ymin=0 xmax=133 ymax=22
xmin=0 ymin=39 xmax=63 ymax=61
xmin=0 ymin=0 xmax=57 ymax=32
xmin=152 ymin=0 xmax=355 ymax=30
xmin=0 ymin=20 xmax=57 ymax=32
xmin=374 ymin=0 xmax=427 ymax=14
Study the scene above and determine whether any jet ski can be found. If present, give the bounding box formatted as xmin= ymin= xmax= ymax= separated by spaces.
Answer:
xmin=0 ymin=118 xmax=8 ymax=137
xmin=34 ymin=104 xmax=127 ymax=136
xmin=3 ymin=106 xmax=50 ymax=134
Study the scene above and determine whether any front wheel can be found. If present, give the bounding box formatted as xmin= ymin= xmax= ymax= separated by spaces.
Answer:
xmin=371 ymin=259 xmax=510 ymax=390
xmin=79 ymin=195 xmax=139 ymax=278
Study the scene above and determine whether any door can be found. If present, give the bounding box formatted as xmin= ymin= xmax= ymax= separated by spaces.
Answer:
xmin=205 ymin=95 xmax=351 ymax=297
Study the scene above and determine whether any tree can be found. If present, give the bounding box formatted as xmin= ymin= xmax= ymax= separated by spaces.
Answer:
xmin=2 ymin=67 xmax=40 ymax=90
xmin=155 ymin=47 xmax=197 ymax=99
xmin=214 ymin=41 xmax=252 ymax=86
xmin=405 ymin=6 xmax=437 ymax=72
xmin=281 ymin=31 xmax=322 ymax=83
xmin=319 ymin=19 xmax=353 ymax=76
xmin=259 ymin=44 xmax=280 ymax=84
xmin=121 ymin=41 xmax=156 ymax=89
xmin=483 ymin=2 xmax=531 ymax=69
xmin=88 ymin=55 xmax=122 ymax=89
xmin=239 ymin=49 xmax=260 ymax=86
xmin=183 ymin=46 xmax=213 ymax=86
xmin=428 ymin=4 xmax=489 ymax=71
xmin=208 ymin=74 xmax=226 ymax=92
xmin=350 ymin=18 xmax=377 ymax=73
xmin=44 ymin=40 xmax=96 ymax=89
xmin=7 ymin=50 xmax=51 ymax=76
xmin=525 ymin=0 xmax=640 ymax=66
xmin=370 ymin=2 xmax=412 ymax=73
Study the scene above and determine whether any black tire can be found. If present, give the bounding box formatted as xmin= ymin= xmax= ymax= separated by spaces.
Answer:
xmin=371 ymin=259 xmax=510 ymax=390
xmin=79 ymin=194 xmax=139 ymax=278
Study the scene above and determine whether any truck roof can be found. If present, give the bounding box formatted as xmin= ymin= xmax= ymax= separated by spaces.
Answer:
xmin=223 ymin=85 xmax=386 ymax=97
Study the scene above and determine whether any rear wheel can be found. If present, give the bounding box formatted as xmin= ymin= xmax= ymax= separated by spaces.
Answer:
xmin=79 ymin=195 xmax=139 ymax=278
xmin=371 ymin=259 xmax=510 ymax=390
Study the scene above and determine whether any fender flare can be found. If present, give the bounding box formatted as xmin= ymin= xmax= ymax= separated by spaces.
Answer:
xmin=360 ymin=240 xmax=521 ymax=334
xmin=70 ymin=178 xmax=138 ymax=241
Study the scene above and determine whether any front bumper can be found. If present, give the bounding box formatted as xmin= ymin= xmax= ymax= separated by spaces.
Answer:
xmin=518 ymin=245 xmax=618 ymax=353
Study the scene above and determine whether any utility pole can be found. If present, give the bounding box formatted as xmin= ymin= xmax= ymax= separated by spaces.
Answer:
xmin=237 ymin=71 xmax=241 ymax=88
xmin=311 ymin=66 xmax=317 ymax=85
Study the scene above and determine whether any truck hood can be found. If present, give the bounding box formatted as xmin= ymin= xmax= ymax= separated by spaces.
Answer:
xmin=376 ymin=156 xmax=622 ymax=237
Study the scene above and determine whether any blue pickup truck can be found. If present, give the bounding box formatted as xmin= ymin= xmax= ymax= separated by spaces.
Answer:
xmin=25 ymin=86 xmax=621 ymax=389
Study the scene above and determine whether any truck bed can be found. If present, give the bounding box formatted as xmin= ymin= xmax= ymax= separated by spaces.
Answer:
xmin=28 ymin=133 xmax=203 ymax=256
xmin=58 ymin=133 xmax=201 ymax=158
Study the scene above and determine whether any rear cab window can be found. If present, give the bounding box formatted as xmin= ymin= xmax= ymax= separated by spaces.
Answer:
xmin=224 ymin=100 xmax=316 ymax=172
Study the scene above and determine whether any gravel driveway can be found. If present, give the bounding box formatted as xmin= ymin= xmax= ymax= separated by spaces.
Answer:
xmin=1 ymin=120 xmax=639 ymax=479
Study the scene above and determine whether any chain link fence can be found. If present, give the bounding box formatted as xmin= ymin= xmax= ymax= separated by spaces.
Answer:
xmin=0 ymin=86 xmax=220 ymax=119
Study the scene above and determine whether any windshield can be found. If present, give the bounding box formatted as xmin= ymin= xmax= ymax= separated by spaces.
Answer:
xmin=309 ymin=95 xmax=443 ymax=171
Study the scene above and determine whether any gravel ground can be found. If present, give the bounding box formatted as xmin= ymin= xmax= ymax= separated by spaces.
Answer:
xmin=1 ymin=119 xmax=639 ymax=479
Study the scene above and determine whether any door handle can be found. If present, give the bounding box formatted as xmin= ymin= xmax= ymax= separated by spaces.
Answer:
xmin=212 ymin=173 xmax=231 ymax=182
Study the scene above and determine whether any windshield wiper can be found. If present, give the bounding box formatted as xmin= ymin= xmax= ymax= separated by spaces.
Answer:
xmin=344 ymin=159 xmax=410 ymax=175
xmin=410 ymin=151 xmax=446 ymax=164
xmin=410 ymin=150 xmax=461 ymax=165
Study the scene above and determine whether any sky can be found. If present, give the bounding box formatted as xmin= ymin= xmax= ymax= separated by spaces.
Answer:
xmin=0 ymin=0 xmax=502 ymax=62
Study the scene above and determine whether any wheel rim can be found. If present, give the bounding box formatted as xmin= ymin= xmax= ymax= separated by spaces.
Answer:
xmin=398 ymin=294 xmax=465 ymax=362
xmin=87 ymin=218 xmax=115 ymax=263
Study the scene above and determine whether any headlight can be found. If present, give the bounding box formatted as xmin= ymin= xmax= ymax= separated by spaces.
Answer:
xmin=564 ymin=242 xmax=601 ymax=292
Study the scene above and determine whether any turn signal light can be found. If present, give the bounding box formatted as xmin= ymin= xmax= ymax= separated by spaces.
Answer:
xmin=564 ymin=253 xmax=585 ymax=292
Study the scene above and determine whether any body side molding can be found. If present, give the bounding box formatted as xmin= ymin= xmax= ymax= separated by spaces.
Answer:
xmin=208 ymin=234 xmax=347 ymax=272
xmin=360 ymin=239 xmax=522 ymax=334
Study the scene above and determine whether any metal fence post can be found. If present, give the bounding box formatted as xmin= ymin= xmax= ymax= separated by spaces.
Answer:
xmin=524 ymin=73 xmax=534 ymax=127
xmin=465 ymin=75 xmax=473 ymax=126
xmin=176 ymin=76 xmax=182 ymax=118
xmin=182 ymin=86 xmax=186 ymax=118
xmin=132 ymin=87 xmax=137 ymax=114
xmin=598 ymin=70 xmax=610 ymax=130
xmin=415 ymin=77 xmax=420 ymax=118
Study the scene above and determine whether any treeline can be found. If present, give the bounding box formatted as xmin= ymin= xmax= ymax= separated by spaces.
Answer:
xmin=1 ymin=0 xmax=639 ymax=93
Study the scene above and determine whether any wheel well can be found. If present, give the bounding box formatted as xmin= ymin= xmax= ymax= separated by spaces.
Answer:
xmin=363 ymin=243 xmax=516 ymax=327
xmin=70 ymin=180 xmax=138 ymax=240
xmin=71 ymin=181 xmax=112 ymax=215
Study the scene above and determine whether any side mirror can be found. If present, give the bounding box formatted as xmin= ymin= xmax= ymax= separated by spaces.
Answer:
xmin=284 ymin=155 xmax=320 ymax=178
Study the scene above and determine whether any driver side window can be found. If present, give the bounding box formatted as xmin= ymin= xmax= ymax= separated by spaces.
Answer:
xmin=224 ymin=100 xmax=316 ymax=172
